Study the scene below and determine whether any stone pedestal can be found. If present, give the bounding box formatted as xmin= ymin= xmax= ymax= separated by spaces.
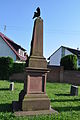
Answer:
xmin=19 ymin=67 xmax=50 ymax=111
xmin=22 ymin=94 xmax=50 ymax=111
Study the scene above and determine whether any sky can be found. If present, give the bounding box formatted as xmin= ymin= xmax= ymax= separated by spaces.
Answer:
xmin=0 ymin=0 xmax=80 ymax=58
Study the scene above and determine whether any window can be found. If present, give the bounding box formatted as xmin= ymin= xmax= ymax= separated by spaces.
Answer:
xmin=18 ymin=49 xmax=24 ymax=57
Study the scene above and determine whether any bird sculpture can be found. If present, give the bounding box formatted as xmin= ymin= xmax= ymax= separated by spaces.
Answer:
xmin=33 ymin=7 xmax=40 ymax=19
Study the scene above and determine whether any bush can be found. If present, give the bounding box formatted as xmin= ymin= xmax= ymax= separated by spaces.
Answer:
xmin=60 ymin=54 xmax=77 ymax=70
xmin=0 ymin=57 xmax=26 ymax=79
xmin=0 ymin=57 xmax=13 ymax=79
xmin=12 ymin=62 xmax=26 ymax=74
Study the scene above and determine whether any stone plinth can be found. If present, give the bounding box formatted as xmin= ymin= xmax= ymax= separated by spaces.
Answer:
xmin=19 ymin=67 xmax=50 ymax=111
xmin=22 ymin=94 xmax=50 ymax=111
xmin=14 ymin=109 xmax=58 ymax=116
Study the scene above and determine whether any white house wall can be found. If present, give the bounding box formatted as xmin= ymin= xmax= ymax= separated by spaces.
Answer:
xmin=0 ymin=37 xmax=16 ymax=61
xmin=49 ymin=47 xmax=74 ymax=66
xmin=49 ymin=47 xmax=62 ymax=66
xmin=65 ymin=49 xmax=73 ymax=56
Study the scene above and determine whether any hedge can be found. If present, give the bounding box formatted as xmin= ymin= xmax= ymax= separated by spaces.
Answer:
xmin=0 ymin=57 xmax=26 ymax=80
xmin=11 ymin=62 xmax=26 ymax=74
xmin=60 ymin=54 xmax=77 ymax=70
xmin=0 ymin=57 xmax=13 ymax=79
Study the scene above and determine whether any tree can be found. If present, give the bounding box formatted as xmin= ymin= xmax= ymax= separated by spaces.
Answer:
xmin=60 ymin=54 xmax=77 ymax=70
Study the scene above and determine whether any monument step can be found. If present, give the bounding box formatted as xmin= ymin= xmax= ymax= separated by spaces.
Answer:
xmin=22 ymin=97 xmax=50 ymax=111
xmin=14 ymin=108 xmax=58 ymax=116
xmin=24 ymin=94 xmax=49 ymax=98
xmin=23 ymin=98 xmax=50 ymax=101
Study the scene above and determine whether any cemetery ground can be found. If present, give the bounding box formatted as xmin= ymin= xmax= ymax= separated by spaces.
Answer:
xmin=0 ymin=80 xmax=80 ymax=120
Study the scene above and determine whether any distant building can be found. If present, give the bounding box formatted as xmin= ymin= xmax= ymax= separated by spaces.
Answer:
xmin=48 ymin=46 xmax=80 ymax=67
xmin=0 ymin=32 xmax=27 ymax=62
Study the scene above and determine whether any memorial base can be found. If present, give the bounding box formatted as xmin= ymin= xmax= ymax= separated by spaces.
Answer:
xmin=22 ymin=94 xmax=50 ymax=111
xmin=12 ymin=93 xmax=58 ymax=116
xmin=18 ymin=67 xmax=50 ymax=111
xmin=14 ymin=108 xmax=58 ymax=116
xmin=12 ymin=67 xmax=58 ymax=115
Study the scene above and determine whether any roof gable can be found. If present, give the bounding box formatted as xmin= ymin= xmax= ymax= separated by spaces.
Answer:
xmin=48 ymin=45 xmax=80 ymax=60
xmin=62 ymin=46 xmax=80 ymax=57
xmin=48 ymin=46 xmax=61 ymax=60
xmin=0 ymin=32 xmax=27 ymax=61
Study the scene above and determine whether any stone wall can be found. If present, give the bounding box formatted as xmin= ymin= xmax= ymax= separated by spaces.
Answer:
xmin=63 ymin=70 xmax=80 ymax=85
xmin=47 ymin=65 xmax=80 ymax=85
xmin=9 ymin=65 xmax=80 ymax=85
xmin=47 ymin=65 xmax=61 ymax=82
xmin=9 ymin=72 xmax=26 ymax=82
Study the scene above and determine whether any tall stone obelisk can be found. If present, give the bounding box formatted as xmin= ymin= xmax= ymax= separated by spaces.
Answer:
xmin=13 ymin=8 xmax=57 ymax=116
xmin=20 ymin=16 xmax=50 ymax=111
xmin=28 ymin=17 xmax=47 ymax=69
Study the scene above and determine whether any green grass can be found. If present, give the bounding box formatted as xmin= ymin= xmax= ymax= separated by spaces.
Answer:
xmin=0 ymin=80 xmax=80 ymax=120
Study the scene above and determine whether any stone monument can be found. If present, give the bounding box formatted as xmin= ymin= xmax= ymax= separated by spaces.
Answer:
xmin=13 ymin=7 xmax=57 ymax=116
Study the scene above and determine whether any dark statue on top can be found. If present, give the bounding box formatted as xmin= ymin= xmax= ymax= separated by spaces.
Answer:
xmin=33 ymin=7 xmax=40 ymax=19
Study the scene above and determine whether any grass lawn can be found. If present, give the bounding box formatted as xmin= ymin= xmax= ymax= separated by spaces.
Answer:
xmin=0 ymin=80 xmax=80 ymax=120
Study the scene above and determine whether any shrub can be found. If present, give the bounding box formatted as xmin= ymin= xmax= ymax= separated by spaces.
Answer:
xmin=12 ymin=62 xmax=26 ymax=74
xmin=0 ymin=56 xmax=26 ymax=79
xmin=60 ymin=54 xmax=77 ymax=70
xmin=0 ymin=57 xmax=13 ymax=79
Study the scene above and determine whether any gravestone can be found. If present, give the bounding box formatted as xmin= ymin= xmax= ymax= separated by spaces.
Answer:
xmin=70 ymin=85 xmax=78 ymax=96
xmin=10 ymin=82 xmax=14 ymax=91
xmin=12 ymin=8 xmax=57 ymax=116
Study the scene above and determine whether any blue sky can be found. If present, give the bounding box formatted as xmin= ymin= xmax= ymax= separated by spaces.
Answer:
xmin=0 ymin=0 xmax=80 ymax=58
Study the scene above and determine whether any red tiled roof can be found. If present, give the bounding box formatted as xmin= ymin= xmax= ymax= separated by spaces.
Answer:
xmin=0 ymin=32 xmax=27 ymax=61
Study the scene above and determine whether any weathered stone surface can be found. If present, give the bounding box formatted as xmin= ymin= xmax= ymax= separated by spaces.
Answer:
xmin=27 ymin=17 xmax=47 ymax=69
xmin=30 ymin=17 xmax=43 ymax=57
xmin=24 ymin=67 xmax=48 ymax=94
xmin=18 ymin=67 xmax=49 ymax=111
xmin=14 ymin=109 xmax=58 ymax=116
xmin=28 ymin=56 xmax=47 ymax=68
xmin=22 ymin=94 xmax=50 ymax=111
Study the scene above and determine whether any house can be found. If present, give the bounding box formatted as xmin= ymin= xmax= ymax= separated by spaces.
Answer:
xmin=0 ymin=32 xmax=27 ymax=62
xmin=48 ymin=46 xmax=80 ymax=67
